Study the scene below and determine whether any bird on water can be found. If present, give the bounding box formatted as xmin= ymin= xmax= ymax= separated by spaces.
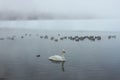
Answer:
xmin=49 ymin=49 xmax=66 ymax=61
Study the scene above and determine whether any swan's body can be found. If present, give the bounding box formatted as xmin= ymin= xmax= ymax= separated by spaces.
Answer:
xmin=49 ymin=49 xmax=66 ymax=61
xmin=49 ymin=55 xmax=65 ymax=61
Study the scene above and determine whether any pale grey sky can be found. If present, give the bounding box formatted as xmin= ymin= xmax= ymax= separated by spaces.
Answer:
xmin=0 ymin=0 xmax=120 ymax=31
xmin=0 ymin=0 xmax=120 ymax=19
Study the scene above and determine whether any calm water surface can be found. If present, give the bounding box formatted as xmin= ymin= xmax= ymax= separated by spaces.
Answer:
xmin=0 ymin=29 xmax=120 ymax=80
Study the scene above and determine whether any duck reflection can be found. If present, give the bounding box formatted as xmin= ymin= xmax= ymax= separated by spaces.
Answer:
xmin=49 ymin=60 xmax=65 ymax=72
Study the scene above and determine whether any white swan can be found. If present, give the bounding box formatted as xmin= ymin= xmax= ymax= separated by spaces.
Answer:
xmin=49 ymin=49 xmax=66 ymax=61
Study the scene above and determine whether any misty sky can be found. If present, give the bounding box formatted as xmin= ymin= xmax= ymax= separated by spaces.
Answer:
xmin=0 ymin=0 xmax=120 ymax=31
xmin=0 ymin=0 xmax=120 ymax=19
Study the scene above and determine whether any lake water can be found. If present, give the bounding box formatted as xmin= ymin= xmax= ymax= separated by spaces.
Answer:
xmin=0 ymin=29 xmax=120 ymax=80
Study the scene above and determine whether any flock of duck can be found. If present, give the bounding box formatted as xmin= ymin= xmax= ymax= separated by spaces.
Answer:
xmin=0 ymin=33 xmax=116 ymax=42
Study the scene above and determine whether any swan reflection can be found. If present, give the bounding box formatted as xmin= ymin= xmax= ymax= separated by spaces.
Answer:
xmin=49 ymin=60 xmax=65 ymax=72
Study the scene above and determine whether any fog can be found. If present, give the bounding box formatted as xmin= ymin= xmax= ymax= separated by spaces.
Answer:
xmin=0 ymin=0 xmax=120 ymax=20
xmin=0 ymin=0 xmax=120 ymax=31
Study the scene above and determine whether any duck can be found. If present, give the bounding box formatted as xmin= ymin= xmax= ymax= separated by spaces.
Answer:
xmin=49 ymin=49 xmax=66 ymax=61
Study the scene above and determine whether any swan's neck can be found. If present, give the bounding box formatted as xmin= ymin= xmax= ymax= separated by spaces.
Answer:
xmin=61 ymin=52 xmax=65 ymax=58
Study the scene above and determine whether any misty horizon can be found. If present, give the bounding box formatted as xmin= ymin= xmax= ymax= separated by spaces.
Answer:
xmin=0 ymin=11 xmax=101 ymax=20
xmin=0 ymin=0 xmax=120 ymax=31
